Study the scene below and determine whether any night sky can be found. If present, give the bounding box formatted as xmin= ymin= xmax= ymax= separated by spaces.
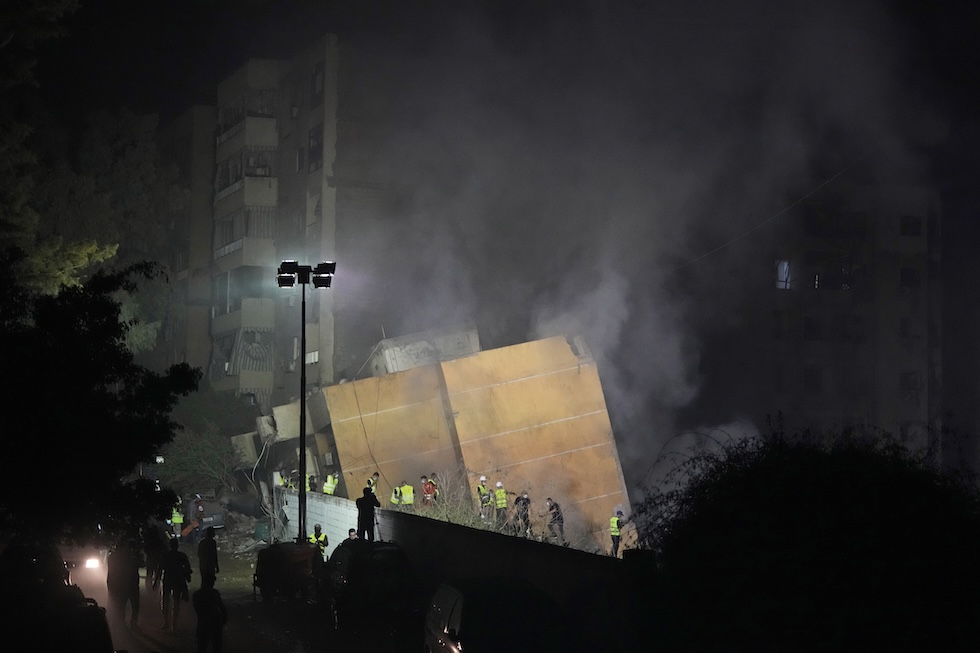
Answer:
xmin=28 ymin=0 xmax=980 ymax=488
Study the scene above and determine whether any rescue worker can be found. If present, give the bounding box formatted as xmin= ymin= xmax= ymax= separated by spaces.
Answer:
xmin=366 ymin=472 xmax=380 ymax=494
xmin=306 ymin=475 xmax=316 ymax=493
xmin=309 ymin=523 xmax=328 ymax=559
xmin=610 ymin=510 xmax=626 ymax=558
xmin=153 ymin=537 xmax=192 ymax=630
xmin=513 ymin=491 xmax=532 ymax=538
xmin=421 ymin=475 xmax=436 ymax=506
xmin=476 ymin=476 xmax=492 ymax=520
xmin=169 ymin=501 xmax=184 ymax=539
xmin=429 ymin=472 xmax=440 ymax=502
xmin=494 ymin=481 xmax=508 ymax=526
xmin=323 ymin=472 xmax=339 ymax=495
xmin=390 ymin=484 xmax=402 ymax=506
xmin=546 ymin=498 xmax=566 ymax=545
xmin=400 ymin=480 xmax=415 ymax=507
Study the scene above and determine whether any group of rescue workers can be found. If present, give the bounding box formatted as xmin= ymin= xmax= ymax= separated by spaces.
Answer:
xmin=280 ymin=467 xmax=630 ymax=556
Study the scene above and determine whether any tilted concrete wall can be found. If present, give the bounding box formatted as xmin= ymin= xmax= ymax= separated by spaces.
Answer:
xmin=324 ymin=336 xmax=631 ymax=553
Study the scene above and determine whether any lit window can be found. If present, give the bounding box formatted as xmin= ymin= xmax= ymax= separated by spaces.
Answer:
xmin=775 ymin=259 xmax=791 ymax=289
xmin=305 ymin=350 xmax=319 ymax=365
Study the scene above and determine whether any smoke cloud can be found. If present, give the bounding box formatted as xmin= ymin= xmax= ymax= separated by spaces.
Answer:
xmin=328 ymin=0 xmax=939 ymax=492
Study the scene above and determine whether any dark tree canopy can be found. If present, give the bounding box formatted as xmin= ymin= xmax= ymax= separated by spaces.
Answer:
xmin=0 ymin=251 xmax=200 ymax=540
xmin=636 ymin=432 xmax=980 ymax=652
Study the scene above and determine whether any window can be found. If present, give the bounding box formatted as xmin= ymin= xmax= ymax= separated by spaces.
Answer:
xmin=900 ymin=267 xmax=921 ymax=289
xmin=305 ymin=350 xmax=319 ymax=365
xmin=775 ymin=259 xmax=792 ymax=289
xmin=900 ymin=215 xmax=922 ymax=237
xmin=310 ymin=61 xmax=325 ymax=107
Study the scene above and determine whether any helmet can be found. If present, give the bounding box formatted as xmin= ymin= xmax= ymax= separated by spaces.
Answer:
xmin=496 ymin=481 xmax=503 ymax=488
xmin=479 ymin=475 xmax=487 ymax=482
xmin=616 ymin=510 xmax=624 ymax=516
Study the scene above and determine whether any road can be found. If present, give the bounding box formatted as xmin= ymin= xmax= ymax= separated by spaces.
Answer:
xmin=72 ymin=548 xmax=334 ymax=653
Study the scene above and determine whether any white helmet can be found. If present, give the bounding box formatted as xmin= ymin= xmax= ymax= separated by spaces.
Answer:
xmin=496 ymin=481 xmax=503 ymax=488
xmin=479 ymin=475 xmax=487 ymax=482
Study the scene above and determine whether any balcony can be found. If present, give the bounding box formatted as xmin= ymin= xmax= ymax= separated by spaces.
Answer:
xmin=212 ymin=297 xmax=276 ymax=334
xmin=214 ymin=176 xmax=279 ymax=216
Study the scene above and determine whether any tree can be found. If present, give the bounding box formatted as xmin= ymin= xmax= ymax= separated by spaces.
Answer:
xmin=157 ymin=423 xmax=245 ymax=497
xmin=0 ymin=252 xmax=201 ymax=540
xmin=634 ymin=430 xmax=980 ymax=652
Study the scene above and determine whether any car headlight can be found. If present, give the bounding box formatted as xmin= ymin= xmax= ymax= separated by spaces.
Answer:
xmin=85 ymin=558 xmax=101 ymax=569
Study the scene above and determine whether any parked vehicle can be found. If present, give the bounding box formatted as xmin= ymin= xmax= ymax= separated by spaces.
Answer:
xmin=0 ymin=541 xmax=116 ymax=653
xmin=423 ymin=576 xmax=573 ymax=653
xmin=326 ymin=539 xmax=421 ymax=640
xmin=253 ymin=540 xmax=322 ymax=601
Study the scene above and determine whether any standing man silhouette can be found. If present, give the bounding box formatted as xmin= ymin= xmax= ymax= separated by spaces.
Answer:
xmin=355 ymin=486 xmax=381 ymax=541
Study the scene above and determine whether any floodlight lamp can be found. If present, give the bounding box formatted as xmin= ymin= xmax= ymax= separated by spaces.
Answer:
xmin=312 ymin=274 xmax=332 ymax=289
xmin=314 ymin=261 xmax=337 ymax=275
xmin=279 ymin=260 xmax=300 ymax=274
xmin=277 ymin=273 xmax=296 ymax=288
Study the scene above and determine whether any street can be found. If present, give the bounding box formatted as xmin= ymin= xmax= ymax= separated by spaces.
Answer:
xmin=72 ymin=544 xmax=342 ymax=653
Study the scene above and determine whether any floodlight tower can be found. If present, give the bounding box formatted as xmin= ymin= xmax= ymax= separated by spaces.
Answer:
xmin=276 ymin=259 xmax=336 ymax=542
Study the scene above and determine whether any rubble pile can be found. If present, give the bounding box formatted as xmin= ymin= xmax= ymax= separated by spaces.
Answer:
xmin=219 ymin=511 xmax=274 ymax=558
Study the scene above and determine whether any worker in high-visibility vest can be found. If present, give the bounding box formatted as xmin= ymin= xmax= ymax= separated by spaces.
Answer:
xmin=323 ymin=472 xmax=339 ymax=495
xmin=366 ymin=472 xmax=380 ymax=494
xmin=494 ymin=481 xmax=508 ymax=526
xmin=390 ymin=484 xmax=402 ymax=506
xmin=476 ymin=476 xmax=492 ymax=520
xmin=169 ymin=502 xmax=184 ymax=538
xmin=400 ymin=481 xmax=415 ymax=507
xmin=610 ymin=510 xmax=625 ymax=558
xmin=309 ymin=523 xmax=328 ymax=559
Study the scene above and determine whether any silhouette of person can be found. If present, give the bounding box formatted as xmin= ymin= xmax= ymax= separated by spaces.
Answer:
xmin=106 ymin=538 xmax=143 ymax=630
xmin=355 ymin=486 xmax=381 ymax=541
xmin=197 ymin=526 xmax=219 ymax=587
xmin=153 ymin=537 xmax=192 ymax=630
xmin=192 ymin=575 xmax=227 ymax=653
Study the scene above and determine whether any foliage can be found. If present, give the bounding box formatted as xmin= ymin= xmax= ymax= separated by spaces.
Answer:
xmin=156 ymin=422 xmax=245 ymax=497
xmin=0 ymin=252 xmax=201 ymax=540
xmin=633 ymin=427 xmax=980 ymax=652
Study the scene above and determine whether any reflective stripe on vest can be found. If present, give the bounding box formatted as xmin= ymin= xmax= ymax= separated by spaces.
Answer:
xmin=323 ymin=476 xmax=337 ymax=494
xmin=400 ymin=485 xmax=414 ymax=504
xmin=610 ymin=516 xmax=621 ymax=536
xmin=495 ymin=488 xmax=507 ymax=508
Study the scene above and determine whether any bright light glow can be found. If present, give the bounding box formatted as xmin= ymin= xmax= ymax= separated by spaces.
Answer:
xmin=85 ymin=558 xmax=100 ymax=569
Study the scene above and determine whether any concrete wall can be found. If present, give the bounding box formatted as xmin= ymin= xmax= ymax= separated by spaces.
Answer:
xmin=324 ymin=336 xmax=631 ymax=552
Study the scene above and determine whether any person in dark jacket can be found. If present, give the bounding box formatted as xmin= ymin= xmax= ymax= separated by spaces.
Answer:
xmin=106 ymin=538 xmax=144 ymax=630
xmin=546 ymin=498 xmax=566 ymax=545
xmin=355 ymin=486 xmax=381 ymax=541
xmin=193 ymin=575 xmax=227 ymax=652
xmin=153 ymin=537 xmax=192 ymax=630
xmin=197 ymin=526 xmax=219 ymax=587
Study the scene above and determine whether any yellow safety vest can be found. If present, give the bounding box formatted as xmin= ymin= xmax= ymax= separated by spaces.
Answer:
xmin=367 ymin=477 xmax=378 ymax=494
xmin=610 ymin=516 xmax=621 ymax=537
xmin=309 ymin=532 xmax=327 ymax=554
xmin=323 ymin=475 xmax=337 ymax=495
xmin=477 ymin=484 xmax=490 ymax=504
xmin=171 ymin=507 xmax=183 ymax=525
xmin=400 ymin=484 xmax=414 ymax=505
xmin=390 ymin=487 xmax=401 ymax=505
xmin=495 ymin=488 xmax=507 ymax=509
